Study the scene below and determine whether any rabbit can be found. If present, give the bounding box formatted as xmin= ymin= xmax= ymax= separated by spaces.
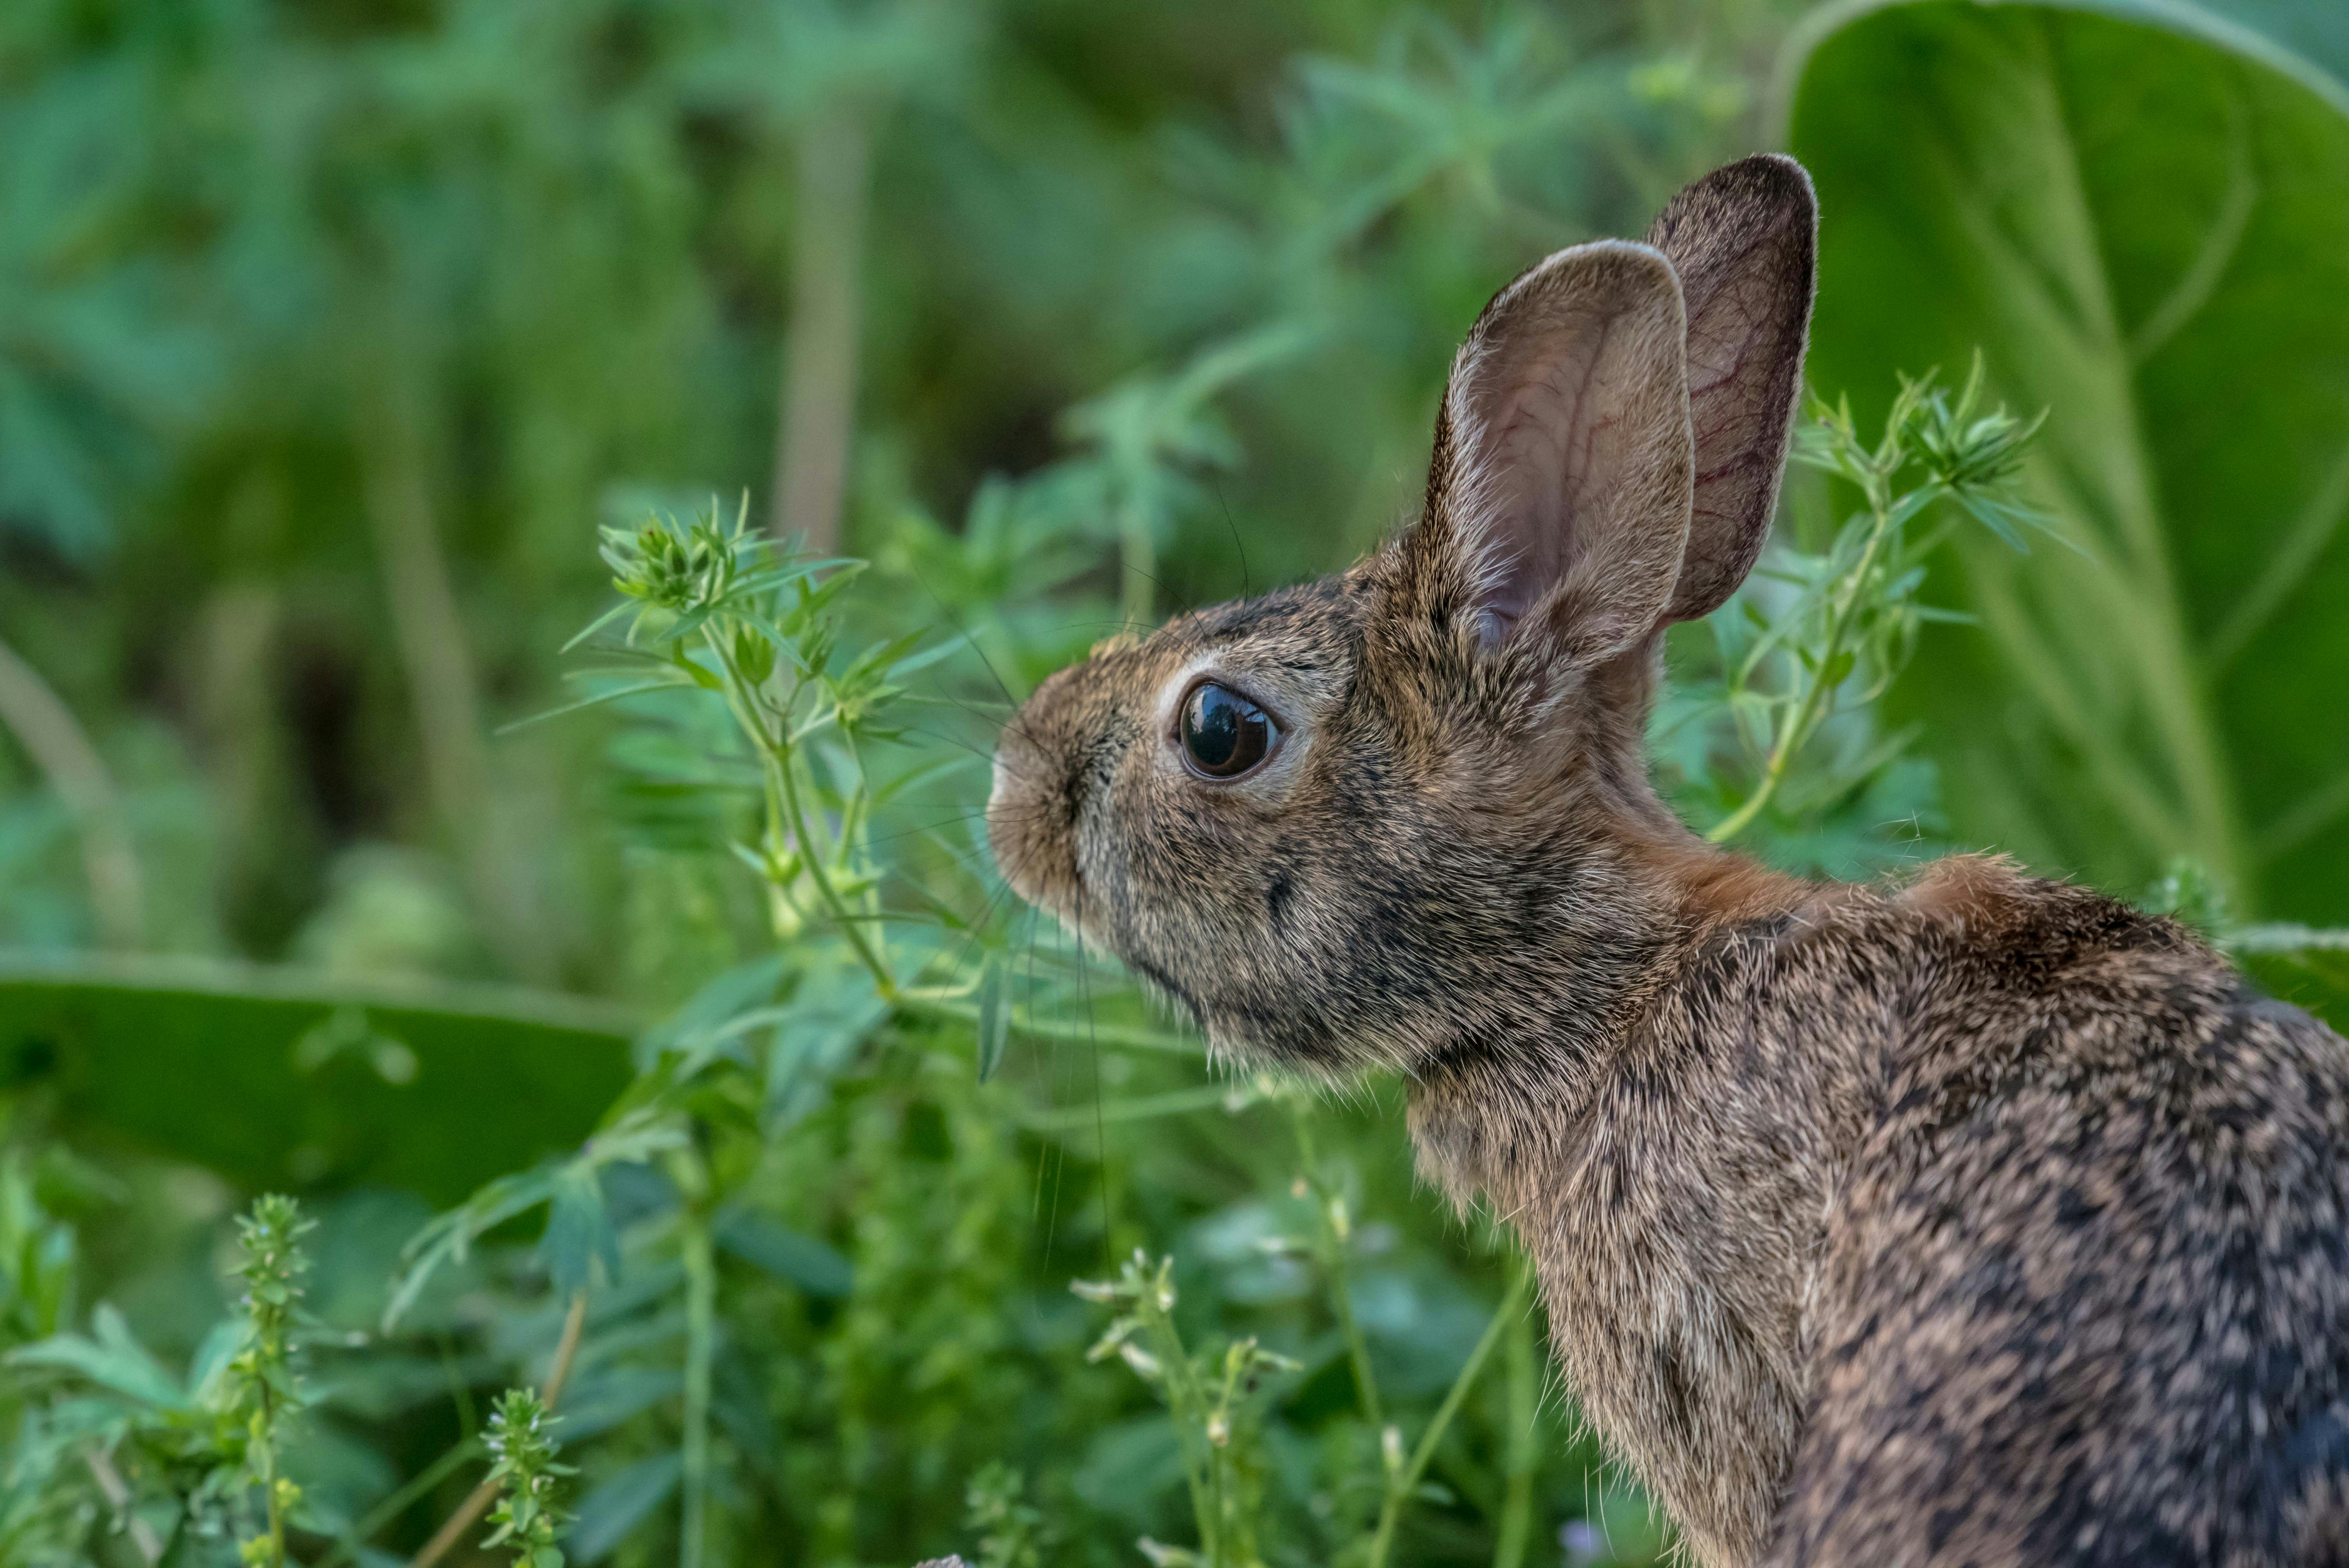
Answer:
xmin=986 ymin=153 xmax=2349 ymax=1566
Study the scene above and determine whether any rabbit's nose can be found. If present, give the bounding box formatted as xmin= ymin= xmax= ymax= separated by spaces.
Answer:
xmin=986 ymin=700 xmax=1082 ymax=913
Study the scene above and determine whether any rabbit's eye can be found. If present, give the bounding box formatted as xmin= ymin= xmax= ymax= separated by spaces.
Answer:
xmin=1179 ymin=682 xmax=1276 ymax=779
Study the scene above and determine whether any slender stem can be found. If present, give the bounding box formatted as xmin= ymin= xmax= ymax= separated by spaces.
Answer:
xmin=358 ymin=369 xmax=549 ymax=980
xmin=1119 ymin=496 xmax=1155 ymax=628
xmin=709 ymin=630 xmax=896 ymax=998
xmin=681 ymin=1215 xmax=716 ymax=1568
xmin=774 ymin=108 xmax=873 ymax=549
xmin=314 ymin=1438 xmax=481 ymax=1568
xmin=407 ymin=1290 xmax=588 ymax=1568
xmin=771 ymin=706 xmax=895 ymax=996
xmin=83 ymin=1449 xmax=163 ymax=1564
xmin=0 ymin=635 xmax=143 ymax=947
xmin=1365 ymin=1260 xmax=1529 ymax=1568
xmin=1137 ymin=1290 xmax=1217 ymax=1561
xmin=1492 ymin=1269 xmax=1538 ymax=1568
xmin=1706 ymin=482 xmax=1906 ymax=844
xmin=262 ymin=1421 xmax=287 ymax=1568
xmin=902 ymin=994 xmax=1196 ymax=1055
xmin=1290 ymin=1106 xmax=1381 ymax=1429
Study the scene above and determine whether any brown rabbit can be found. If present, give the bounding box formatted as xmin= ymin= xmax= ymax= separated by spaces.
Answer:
xmin=987 ymin=155 xmax=2349 ymax=1566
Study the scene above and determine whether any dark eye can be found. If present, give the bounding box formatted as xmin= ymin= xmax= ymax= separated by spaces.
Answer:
xmin=1179 ymin=682 xmax=1276 ymax=779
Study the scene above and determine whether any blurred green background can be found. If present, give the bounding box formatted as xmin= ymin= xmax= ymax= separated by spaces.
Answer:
xmin=1 ymin=0 xmax=2345 ymax=1565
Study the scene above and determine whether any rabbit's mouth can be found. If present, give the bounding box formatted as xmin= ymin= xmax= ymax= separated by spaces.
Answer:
xmin=1122 ymin=951 xmax=1204 ymax=1030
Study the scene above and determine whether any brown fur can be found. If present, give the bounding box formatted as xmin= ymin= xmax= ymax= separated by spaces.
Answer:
xmin=987 ymin=155 xmax=2349 ymax=1565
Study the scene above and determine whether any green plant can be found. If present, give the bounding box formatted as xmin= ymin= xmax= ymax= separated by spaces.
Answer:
xmin=6 ymin=4 xmax=2342 ymax=1566
xmin=227 ymin=1196 xmax=312 ymax=1568
xmin=1075 ymin=1253 xmax=1299 ymax=1568
xmin=481 ymin=1389 xmax=575 ymax=1568
xmin=1686 ymin=355 xmax=2048 ymax=846
xmin=3 ymin=1192 xmax=321 ymax=1566
xmin=1788 ymin=0 xmax=2349 ymax=963
xmin=963 ymin=1462 xmax=1051 ymax=1568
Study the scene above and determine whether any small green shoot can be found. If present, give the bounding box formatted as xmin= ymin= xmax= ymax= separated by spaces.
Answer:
xmin=482 ymin=1388 xmax=575 ymax=1568
xmin=1701 ymin=356 xmax=2048 ymax=844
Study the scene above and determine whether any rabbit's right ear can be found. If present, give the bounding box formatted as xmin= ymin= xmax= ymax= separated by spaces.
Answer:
xmin=1401 ymin=239 xmax=1695 ymax=670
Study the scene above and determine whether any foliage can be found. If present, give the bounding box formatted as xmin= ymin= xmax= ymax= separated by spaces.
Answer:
xmin=1786 ymin=0 xmax=2349 ymax=962
xmin=483 ymin=1390 xmax=576 ymax=1568
xmin=1663 ymin=355 xmax=2048 ymax=855
xmin=1 ymin=1193 xmax=327 ymax=1568
xmin=0 ymin=2 xmax=2342 ymax=1568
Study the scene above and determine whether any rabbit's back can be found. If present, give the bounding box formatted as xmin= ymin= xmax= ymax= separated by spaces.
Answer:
xmin=1766 ymin=866 xmax=2349 ymax=1564
xmin=1415 ymin=858 xmax=2349 ymax=1566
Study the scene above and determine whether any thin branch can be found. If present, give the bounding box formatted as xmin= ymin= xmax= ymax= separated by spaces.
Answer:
xmin=406 ymin=1290 xmax=588 ymax=1568
xmin=359 ymin=371 xmax=552 ymax=981
xmin=1365 ymin=1257 xmax=1530 ymax=1568
xmin=0 ymin=634 xmax=142 ymax=947
xmin=84 ymin=1449 xmax=164 ymax=1564
xmin=773 ymin=108 xmax=874 ymax=550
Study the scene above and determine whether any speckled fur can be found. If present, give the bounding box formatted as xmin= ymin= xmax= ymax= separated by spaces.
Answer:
xmin=987 ymin=156 xmax=2349 ymax=1565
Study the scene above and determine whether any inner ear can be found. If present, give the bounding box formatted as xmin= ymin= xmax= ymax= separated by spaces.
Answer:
xmin=1435 ymin=239 xmax=1695 ymax=667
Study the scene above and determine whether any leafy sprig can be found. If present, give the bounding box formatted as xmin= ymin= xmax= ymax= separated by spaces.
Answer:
xmin=482 ymin=1389 xmax=575 ymax=1568
xmin=1697 ymin=356 xmax=2049 ymax=845
xmin=228 ymin=1196 xmax=314 ymax=1568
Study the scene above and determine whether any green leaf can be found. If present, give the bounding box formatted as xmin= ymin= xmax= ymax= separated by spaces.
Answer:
xmin=542 ymin=1167 xmax=621 ymax=1298
xmin=0 ymin=951 xmax=634 ymax=1206
xmin=975 ymin=955 xmax=1010 ymax=1083
xmin=710 ymin=1208 xmax=853 ymax=1297
xmin=1786 ymin=0 xmax=2349 ymax=937
xmin=564 ymin=1452 xmax=683 ymax=1565
xmin=7 ymin=1304 xmax=187 ymax=1411
xmin=547 ymin=1366 xmax=685 ymax=1443
xmin=759 ymin=954 xmax=887 ymax=1132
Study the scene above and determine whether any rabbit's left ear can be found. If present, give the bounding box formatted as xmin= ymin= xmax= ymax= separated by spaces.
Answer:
xmin=1643 ymin=153 xmax=1818 ymax=623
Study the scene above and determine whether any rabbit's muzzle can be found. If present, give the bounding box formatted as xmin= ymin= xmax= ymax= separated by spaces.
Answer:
xmin=987 ymin=663 xmax=1093 ymax=925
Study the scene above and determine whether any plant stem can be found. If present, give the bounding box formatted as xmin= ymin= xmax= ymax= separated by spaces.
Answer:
xmin=1492 ymin=1273 xmax=1537 ymax=1568
xmin=902 ymin=994 xmax=1196 ymax=1055
xmin=1289 ymin=1106 xmax=1381 ymax=1429
xmin=315 ymin=1438 xmax=481 ymax=1568
xmin=0 ymin=634 xmax=142 ymax=948
xmin=711 ymin=632 xmax=898 ymax=1000
xmin=681 ymin=1214 xmax=716 ymax=1568
xmin=1706 ymin=482 xmax=1907 ymax=845
xmin=1365 ymin=1260 xmax=1529 ymax=1568
xmin=1119 ymin=496 xmax=1155 ymax=628
xmin=771 ymin=730 xmax=895 ymax=997
xmin=358 ymin=369 xmax=549 ymax=980
xmin=1135 ymin=1288 xmax=1218 ymax=1563
xmin=773 ymin=107 xmax=873 ymax=549
xmin=261 ymin=1419 xmax=287 ymax=1568
xmin=82 ymin=1449 xmax=162 ymax=1564
xmin=406 ymin=1290 xmax=588 ymax=1568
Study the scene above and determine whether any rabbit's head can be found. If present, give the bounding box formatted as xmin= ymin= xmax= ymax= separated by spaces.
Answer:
xmin=989 ymin=156 xmax=1816 ymax=1074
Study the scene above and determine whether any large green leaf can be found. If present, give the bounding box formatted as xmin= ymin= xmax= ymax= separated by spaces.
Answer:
xmin=1783 ymin=0 xmax=2349 ymax=944
xmin=0 ymin=952 xmax=634 ymax=1205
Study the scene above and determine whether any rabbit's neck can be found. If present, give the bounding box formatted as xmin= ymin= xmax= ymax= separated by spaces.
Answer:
xmin=1404 ymin=845 xmax=1861 ymax=1568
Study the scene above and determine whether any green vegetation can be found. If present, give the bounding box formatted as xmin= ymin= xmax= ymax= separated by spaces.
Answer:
xmin=0 ymin=2 xmax=2344 ymax=1567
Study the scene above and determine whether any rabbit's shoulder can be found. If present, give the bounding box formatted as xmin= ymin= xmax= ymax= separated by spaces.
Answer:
xmin=1767 ymin=861 xmax=2349 ymax=1564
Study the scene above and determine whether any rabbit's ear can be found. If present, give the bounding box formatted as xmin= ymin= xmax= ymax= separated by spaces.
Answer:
xmin=1643 ymin=153 xmax=1817 ymax=623
xmin=1417 ymin=239 xmax=1694 ymax=668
